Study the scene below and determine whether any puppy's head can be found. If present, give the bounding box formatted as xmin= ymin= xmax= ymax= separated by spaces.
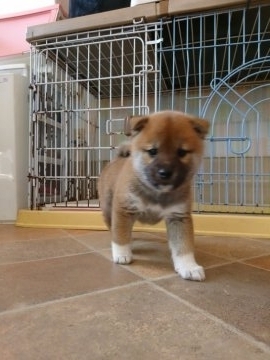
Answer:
xmin=125 ymin=111 xmax=209 ymax=192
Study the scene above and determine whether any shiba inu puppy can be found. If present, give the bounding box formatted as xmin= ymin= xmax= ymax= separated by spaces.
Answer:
xmin=98 ymin=111 xmax=209 ymax=281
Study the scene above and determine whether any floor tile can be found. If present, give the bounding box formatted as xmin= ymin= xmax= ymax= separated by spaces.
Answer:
xmin=64 ymin=229 xmax=97 ymax=236
xmin=0 ymin=253 xmax=140 ymax=312
xmin=74 ymin=230 xmax=111 ymax=250
xmin=195 ymin=235 xmax=270 ymax=260
xmin=195 ymin=249 xmax=231 ymax=269
xmin=0 ymin=225 xmax=66 ymax=242
xmin=0 ymin=283 xmax=269 ymax=360
xmin=0 ymin=236 xmax=90 ymax=265
xmin=1 ymin=224 xmax=270 ymax=359
xmin=156 ymin=262 xmax=270 ymax=346
xmin=76 ymin=230 xmax=167 ymax=251
xmin=132 ymin=231 xmax=167 ymax=242
xmin=121 ymin=240 xmax=174 ymax=279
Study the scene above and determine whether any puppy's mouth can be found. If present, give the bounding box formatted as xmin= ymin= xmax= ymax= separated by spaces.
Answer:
xmin=152 ymin=183 xmax=174 ymax=192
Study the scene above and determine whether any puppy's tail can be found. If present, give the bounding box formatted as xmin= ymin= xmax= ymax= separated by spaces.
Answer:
xmin=117 ymin=141 xmax=131 ymax=158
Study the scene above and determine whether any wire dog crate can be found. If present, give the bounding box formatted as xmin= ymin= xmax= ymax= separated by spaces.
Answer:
xmin=28 ymin=3 xmax=270 ymax=214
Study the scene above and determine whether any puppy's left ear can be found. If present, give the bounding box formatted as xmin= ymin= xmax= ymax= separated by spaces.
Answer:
xmin=124 ymin=115 xmax=149 ymax=137
xmin=189 ymin=117 xmax=209 ymax=139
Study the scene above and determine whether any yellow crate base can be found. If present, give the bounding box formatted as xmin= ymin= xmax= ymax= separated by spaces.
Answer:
xmin=16 ymin=209 xmax=270 ymax=239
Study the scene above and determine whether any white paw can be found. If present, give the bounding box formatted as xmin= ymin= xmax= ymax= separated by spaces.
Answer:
xmin=177 ymin=265 xmax=205 ymax=281
xmin=173 ymin=253 xmax=205 ymax=281
xmin=112 ymin=242 xmax=133 ymax=264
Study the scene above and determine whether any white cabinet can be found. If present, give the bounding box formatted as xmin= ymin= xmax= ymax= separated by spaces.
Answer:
xmin=0 ymin=72 xmax=28 ymax=221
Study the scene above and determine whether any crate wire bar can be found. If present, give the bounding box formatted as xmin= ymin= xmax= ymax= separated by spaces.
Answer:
xmin=28 ymin=4 xmax=270 ymax=213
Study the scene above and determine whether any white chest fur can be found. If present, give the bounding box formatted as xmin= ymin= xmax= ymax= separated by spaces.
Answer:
xmin=126 ymin=193 xmax=188 ymax=224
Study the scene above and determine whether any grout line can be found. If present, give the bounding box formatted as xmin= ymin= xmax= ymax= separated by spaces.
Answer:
xmin=238 ymin=260 xmax=270 ymax=272
xmin=194 ymin=248 xmax=235 ymax=262
xmin=67 ymin=234 xmax=101 ymax=251
xmin=203 ymin=260 xmax=235 ymax=270
xmin=195 ymin=248 xmax=235 ymax=261
xmin=91 ymin=246 xmax=177 ymax=281
xmin=0 ymin=250 xmax=96 ymax=267
xmin=237 ymin=252 xmax=270 ymax=263
xmin=0 ymin=280 xmax=148 ymax=317
xmin=196 ymin=247 xmax=270 ymax=266
xmin=148 ymin=281 xmax=270 ymax=355
xmin=112 ymin=261 xmax=177 ymax=281
xmin=0 ymin=234 xmax=76 ymax=243
xmin=148 ymin=273 xmax=178 ymax=281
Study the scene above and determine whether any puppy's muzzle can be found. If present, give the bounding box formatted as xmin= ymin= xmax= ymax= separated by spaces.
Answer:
xmin=146 ymin=159 xmax=189 ymax=190
xmin=157 ymin=166 xmax=173 ymax=180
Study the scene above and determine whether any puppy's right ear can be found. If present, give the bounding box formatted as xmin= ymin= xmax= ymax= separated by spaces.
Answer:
xmin=124 ymin=115 xmax=149 ymax=137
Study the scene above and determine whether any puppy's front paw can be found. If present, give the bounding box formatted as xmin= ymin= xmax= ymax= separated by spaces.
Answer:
xmin=173 ymin=253 xmax=205 ymax=281
xmin=177 ymin=265 xmax=205 ymax=281
xmin=112 ymin=242 xmax=133 ymax=264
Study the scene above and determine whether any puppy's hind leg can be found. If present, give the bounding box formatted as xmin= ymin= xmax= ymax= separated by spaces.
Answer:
xmin=166 ymin=216 xmax=205 ymax=281
xmin=111 ymin=210 xmax=134 ymax=265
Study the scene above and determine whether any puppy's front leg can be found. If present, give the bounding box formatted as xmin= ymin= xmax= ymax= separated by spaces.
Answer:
xmin=166 ymin=216 xmax=205 ymax=281
xmin=111 ymin=210 xmax=134 ymax=265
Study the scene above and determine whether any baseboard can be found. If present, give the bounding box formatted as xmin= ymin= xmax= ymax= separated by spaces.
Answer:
xmin=16 ymin=209 xmax=270 ymax=239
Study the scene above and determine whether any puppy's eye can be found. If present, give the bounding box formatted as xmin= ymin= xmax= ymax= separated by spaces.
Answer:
xmin=177 ymin=148 xmax=190 ymax=158
xmin=146 ymin=148 xmax=158 ymax=157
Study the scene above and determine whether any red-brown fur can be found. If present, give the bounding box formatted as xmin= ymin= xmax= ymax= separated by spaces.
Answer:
xmin=98 ymin=111 xmax=209 ymax=281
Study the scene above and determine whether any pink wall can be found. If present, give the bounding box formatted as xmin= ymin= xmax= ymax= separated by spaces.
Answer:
xmin=0 ymin=5 xmax=60 ymax=57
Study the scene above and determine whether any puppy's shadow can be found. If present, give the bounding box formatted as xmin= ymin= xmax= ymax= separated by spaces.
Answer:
xmin=131 ymin=242 xmax=173 ymax=272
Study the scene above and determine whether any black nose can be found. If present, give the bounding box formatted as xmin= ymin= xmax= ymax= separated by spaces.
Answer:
xmin=157 ymin=168 xmax=173 ymax=179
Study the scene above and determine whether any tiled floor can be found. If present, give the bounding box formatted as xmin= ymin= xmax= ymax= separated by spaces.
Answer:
xmin=0 ymin=224 xmax=270 ymax=359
